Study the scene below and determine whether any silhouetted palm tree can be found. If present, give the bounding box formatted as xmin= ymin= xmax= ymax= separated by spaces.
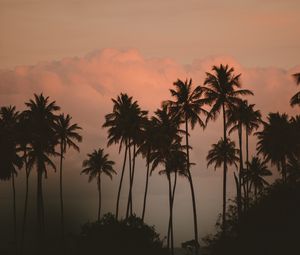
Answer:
xmin=24 ymin=94 xmax=60 ymax=238
xmin=149 ymin=106 xmax=182 ymax=255
xmin=203 ymin=64 xmax=253 ymax=229
xmin=0 ymin=106 xmax=23 ymax=244
xmin=245 ymin=157 xmax=272 ymax=200
xmin=103 ymin=93 xmax=147 ymax=219
xmin=18 ymin=111 xmax=33 ymax=252
xmin=165 ymin=78 xmax=206 ymax=252
xmin=81 ymin=149 xmax=116 ymax=221
xmin=137 ymin=118 xmax=157 ymax=221
xmin=103 ymin=93 xmax=131 ymax=219
xmin=290 ymin=73 xmax=300 ymax=107
xmin=226 ymin=101 xmax=262 ymax=214
xmin=54 ymin=114 xmax=82 ymax=238
xmin=256 ymin=113 xmax=296 ymax=183
xmin=206 ymin=138 xmax=239 ymax=231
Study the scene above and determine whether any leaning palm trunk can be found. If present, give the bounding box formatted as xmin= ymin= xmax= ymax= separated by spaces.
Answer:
xmin=59 ymin=142 xmax=65 ymax=239
xmin=237 ymin=124 xmax=243 ymax=220
xmin=37 ymin=165 xmax=45 ymax=253
xmin=116 ymin=143 xmax=128 ymax=220
xmin=127 ymin=144 xmax=136 ymax=217
xmin=167 ymin=171 xmax=177 ymax=252
xmin=222 ymin=104 xmax=227 ymax=233
xmin=245 ymin=128 xmax=250 ymax=211
xmin=20 ymin=157 xmax=29 ymax=253
xmin=185 ymin=117 xmax=199 ymax=255
xmin=97 ymin=172 xmax=102 ymax=221
xmin=142 ymin=149 xmax=150 ymax=221
xmin=12 ymin=170 xmax=17 ymax=245
xmin=167 ymin=173 xmax=174 ymax=255
xmin=126 ymin=143 xmax=132 ymax=218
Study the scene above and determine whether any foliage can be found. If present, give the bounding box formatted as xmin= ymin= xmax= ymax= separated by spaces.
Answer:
xmin=76 ymin=213 xmax=168 ymax=255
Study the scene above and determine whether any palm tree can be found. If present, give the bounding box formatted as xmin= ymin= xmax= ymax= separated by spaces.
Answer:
xmin=290 ymin=73 xmax=300 ymax=107
xmin=245 ymin=157 xmax=272 ymax=200
xmin=203 ymin=64 xmax=253 ymax=229
xmin=165 ymin=78 xmax=207 ymax=252
xmin=256 ymin=113 xmax=296 ymax=183
xmin=0 ymin=106 xmax=23 ymax=244
xmin=103 ymin=93 xmax=147 ymax=219
xmin=149 ymin=106 xmax=183 ymax=255
xmin=137 ymin=118 xmax=157 ymax=221
xmin=24 ymin=93 xmax=60 ymax=237
xmin=81 ymin=149 xmax=116 ymax=221
xmin=206 ymin=138 xmax=239 ymax=231
xmin=18 ymin=111 xmax=33 ymax=252
xmin=226 ymin=101 xmax=262 ymax=214
xmin=54 ymin=114 xmax=82 ymax=238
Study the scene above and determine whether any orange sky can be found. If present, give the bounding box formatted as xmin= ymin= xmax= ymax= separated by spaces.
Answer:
xmin=1 ymin=0 xmax=300 ymax=69
xmin=0 ymin=0 xmax=300 ymax=247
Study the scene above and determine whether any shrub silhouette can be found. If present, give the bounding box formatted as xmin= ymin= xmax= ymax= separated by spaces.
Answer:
xmin=76 ymin=213 xmax=168 ymax=255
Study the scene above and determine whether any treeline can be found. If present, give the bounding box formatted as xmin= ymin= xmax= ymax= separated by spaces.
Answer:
xmin=1 ymin=65 xmax=299 ymax=255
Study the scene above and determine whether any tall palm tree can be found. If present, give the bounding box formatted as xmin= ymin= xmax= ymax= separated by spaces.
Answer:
xmin=103 ymin=93 xmax=147 ymax=219
xmin=137 ymin=118 xmax=157 ymax=221
xmin=24 ymin=94 xmax=60 ymax=238
xmin=149 ymin=106 xmax=183 ymax=255
xmin=54 ymin=114 xmax=82 ymax=238
xmin=290 ymin=73 xmax=300 ymax=107
xmin=17 ymin=111 xmax=33 ymax=252
xmin=206 ymin=138 xmax=239 ymax=231
xmin=245 ymin=157 xmax=272 ymax=200
xmin=226 ymin=101 xmax=262 ymax=214
xmin=165 ymin=78 xmax=207 ymax=252
xmin=256 ymin=113 xmax=296 ymax=183
xmin=81 ymin=149 xmax=116 ymax=221
xmin=103 ymin=93 xmax=131 ymax=219
xmin=0 ymin=106 xmax=23 ymax=244
xmin=203 ymin=64 xmax=253 ymax=229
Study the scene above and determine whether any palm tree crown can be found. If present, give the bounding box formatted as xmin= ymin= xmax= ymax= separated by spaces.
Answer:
xmin=207 ymin=138 xmax=239 ymax=170
xmin=244 ymin=156 xmax=272 ymax=196
xmin=82 ymin=149 xmax=116 ymax=181
xmin=203 ymin=64 xmax=253 ymax=122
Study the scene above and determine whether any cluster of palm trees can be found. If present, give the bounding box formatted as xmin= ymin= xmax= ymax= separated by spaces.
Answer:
xmin=0 ymin=94 xmax=82 ymax=252
xmin=1 ymin=66 xmax=300 ymax=255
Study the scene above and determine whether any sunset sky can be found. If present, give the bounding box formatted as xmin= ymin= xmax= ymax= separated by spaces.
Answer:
xmin=0 ymin=0 xmax=300 ymax=246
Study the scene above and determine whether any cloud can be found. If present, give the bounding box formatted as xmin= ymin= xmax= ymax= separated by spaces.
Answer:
xmin=0 ymin=48 xmax=299 ymax=244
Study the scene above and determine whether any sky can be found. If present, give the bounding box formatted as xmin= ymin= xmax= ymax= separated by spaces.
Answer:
xmin=0 ymin=0 xmax=300 ymax=248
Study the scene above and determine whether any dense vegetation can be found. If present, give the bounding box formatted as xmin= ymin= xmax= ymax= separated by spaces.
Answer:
xmin=0 ymin=66 xmax=299 ymax=255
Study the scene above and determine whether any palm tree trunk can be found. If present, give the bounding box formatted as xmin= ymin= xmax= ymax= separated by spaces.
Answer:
xmin=116 ymin=143 xmax=128 ymax=220
xmin=167 ymin=174 xmax=174 ymax=255
xmin=97 ymin=173 xmax=101 ymax=221
xmin=222 ymin=103 xmax=227 ymax=233
xmin=128 ymin=144 xmax=136 ymax=216
xmin=126 ymin=143 xmax=132 ymax=219
xmin=37 ymin=165 xmax=44 ymax=252
xmin=245 ymin=127 xmax=249 ymax=210
xmin=185 ymin=117 xmax=199 ymax=255
xmin=237 ymin=124 xmax=243 ymax=220
xmin=12 ymin=170 xmax=17 ymax=246
xmin=168 ymin=171 xmax=177 ymax=251
xmin=142 ymin=149 xmax=150 ymax=221
xmin=59 ymin=142 xmax=65 ymax=239
xmin=20 ymin=156 xmax=29 ymax=254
